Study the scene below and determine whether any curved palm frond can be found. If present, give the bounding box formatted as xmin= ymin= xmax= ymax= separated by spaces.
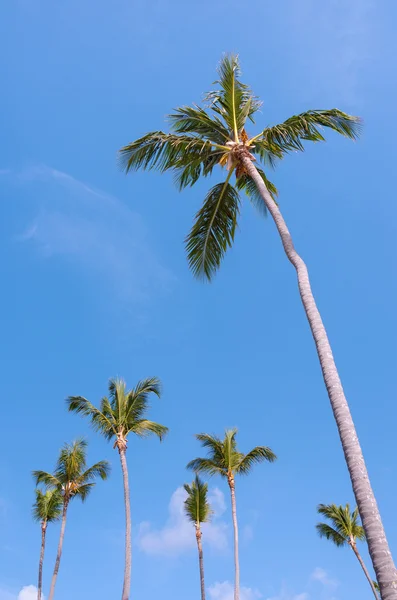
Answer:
xmin=168 ymin=105 xmax=230 ymax=144
xmin=186 ymin=179 xmax=241 ymax=280
xmin=77 ymin=460 xmax=110 ymax=485
xmin=316 ymin=522 xmax=347 ymax=547
xmin=236 ymin=445 xmax=277 ymax=475
xmin=251 ymin=109 xmax=361 ymax=155
xmin=317 ymin=503 xmax=365 ymax=544
xmin=187 ymin=457 xmax=225 ymax=477
xmin=119 ymin=132 xmax=222 ymax=174
xmin=130 ymin=419 xmax=168 ymax=440
xmin=125 ymin=377 xmax=162 ymax=422
xmin=33 ymin=471 xmax=62 ymax=491
xmin=66 ymin=396 xmax=116 ymax=440
xmin=235 ymin=167 xmax=278 ymax=215
xmin=32 ymin=489 xmax=63 ymax=523
xmin=184 ymin=475 xmax=212 ymax=525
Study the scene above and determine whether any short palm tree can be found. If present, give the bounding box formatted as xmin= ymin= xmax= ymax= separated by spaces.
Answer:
xmin=32 ymin=489 xmax=63 ymax=600
xmin=184 ymin=475 xmax=212 ymax=600
xmin=119 ymin=54 xmax=397 ymax=599
xmin=316 ymin=503 xmax=379 ymax=599
xmin=187 ymin=429 xmax=276 ymax=600
xmin=67 ymin=377 xmax=168 ymax=600
xmin=33 ymin=439 xmax=110 ymax=600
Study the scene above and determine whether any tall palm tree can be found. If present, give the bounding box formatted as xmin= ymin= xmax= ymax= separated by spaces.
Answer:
xmin=67 ymin=377 xmax=168 ymax=600
xmin=118 ymin=54 xmax=397 ymax=599
xmin=317 ymin=503 xmax=379 ymax=599
xmin=33 ymin=439 xmax=110 ymax=600
xmin=32 ymin=488 xmax=63 ymax=600
xmin=184 ymin=475 xmax=212 ymax=600
xmin=187 ymin=429 xmax=276 ymax=600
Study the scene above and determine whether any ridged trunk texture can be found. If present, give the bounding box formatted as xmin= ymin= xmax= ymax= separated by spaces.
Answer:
xmin=119 ymin=448 xmax=132 ymax=600
xmin=241 ymin=155 xmax=397 ymax=600
xmin=228 ymin=476 xmax=240 ymax=600
xmin=48 ymin=501 xmax=68 ymax=600
xmin=37 ymin=522 xmax=47 ymax=600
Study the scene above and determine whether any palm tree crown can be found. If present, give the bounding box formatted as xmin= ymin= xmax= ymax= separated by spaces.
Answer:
xmin=119 ymin=54 xmax=360 ymax=280
xmin=67 ymin=377 xmax=168 ymax=451
xmin=33 ymin=439 xmax=110 ymax=503
xmin=316 ymin=503 xmax=366 ymax=547
xmin=33 ymin=489 xmax=63 ymax=524
xmin=184 ymin=475 xmax=212 ymax=526
xmin=187 ymin=428 xmax=276 ymax=479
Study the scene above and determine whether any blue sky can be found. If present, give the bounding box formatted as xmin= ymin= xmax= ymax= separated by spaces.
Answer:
xmin=1 ymin=0 xmax=397 ymax=599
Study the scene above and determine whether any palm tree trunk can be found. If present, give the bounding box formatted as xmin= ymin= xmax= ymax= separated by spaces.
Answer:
xmin=119 ymin=448 xmax=132 ymax=600
xmin=48 ymin=501 xmax=68 ymax=600
xmin=240 ymin=154 xmax=397 ymax=600
xmin=228 ymin=476 xmax=240 ymax=600
xmin=196 ymin=524 xmax=206 ymax=600
xmin=351 ymin=542 xmax=380 ymax=599
xmin=37 ymin=522 xmax=47 ymax=600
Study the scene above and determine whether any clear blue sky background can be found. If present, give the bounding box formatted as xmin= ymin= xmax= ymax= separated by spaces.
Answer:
xmin=1 ymin=1 xmax=396 ymax=600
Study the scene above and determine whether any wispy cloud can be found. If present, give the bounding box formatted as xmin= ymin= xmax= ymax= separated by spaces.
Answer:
xmin=310 ymin=568 xmax=338 ymax=588
xmin=0 ymin=586 xmax=42 ymax=600
xmin=208 ymin=581 xmax=261 ymax=600
xmin=137 ymin=486 xmax=228 ymax=556
xmin=12 ymin=164 xmax=174 ymax=305
xmin=288 ymin=0 xmax=376 ymax=104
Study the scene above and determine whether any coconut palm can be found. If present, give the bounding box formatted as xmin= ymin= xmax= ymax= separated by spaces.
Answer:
xmin=187 ymin=429 xmax=276 ymax=600
xmin=32 ymin=489 xmax=63 ymax=600
xmin=317 ymin=503 xmax=379 ymax=599
xmin=119 ymin=54 xmax=397 ymax=599
xmin=184 ymin=475 xmax=212 ymax=600
xmin=67 ymin=377 xmax=168 ymax=600
xmin=33 ymin=439 xmax=110 ymax=600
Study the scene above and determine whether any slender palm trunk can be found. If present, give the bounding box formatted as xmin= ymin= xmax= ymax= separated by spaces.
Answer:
xmin=37 ymin=522 xmax=47 ymax=600
xmin=48 ymin=501 xmax=68 ymax=600
xmin=228 ymin=475 xmax=240 ymax=600
xmin=241 ymin=154 xmax=397 ymax=600
xmin=195 ymin=524 xmax=206 ymax=600
xmin=119 ymin=448 xmax=132 ymax=600
xmin=351 ymin=542 xmax=380 ymax=599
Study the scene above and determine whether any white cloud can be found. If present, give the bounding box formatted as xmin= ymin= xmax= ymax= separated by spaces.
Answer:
xmin=13 ymin=164 xmax=174 ymax=305
xmin=137 ymin=486 xmax=228 ymax=556
xmin=208 ymin=581 xmax=261 ymax=600
xmin=18 ymin=587 xmax=43 ymax=600
xmin=311 ymin=568 xmax=338 ymax=588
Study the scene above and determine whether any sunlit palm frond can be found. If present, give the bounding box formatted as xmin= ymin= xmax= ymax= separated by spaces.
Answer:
xmin=186 ymin=457 xmax=225 ymax=477
xmin=173 ymin=150 xmax=223 ymax=190
xmin=55 ymin=439 xmax=88 ymax=483
xmin=77 ymin=460 xmax=110 ymax=485
xmin=252 ymin=109 xmax=361 ymax=155
xmin=33 ymin=471 xmax=62 ymax=491
xmin=184 ymin=475 xmax=212 ymax=525
xmin=130 ymin=419 xmax=168 ymax=440
xmin=32 ymin=489 xmax=63 ymax=523
xmin=316 ymin=522 xmax=347 ymax=547
xmin=119 ymin=132 xmax=218 ymax=174
xmin=236 ymin=167 xmax=278 ymax=215
xmin=168 ymin=105 xmax=230 ymax=144
xmin=74 ymin=482 xmax=95 ymax=502
xmin=236 ymin=445 xmax=277 ymax=475
xmin=66 ymin=395 xmax=116 ymax=440
xmin=186 ymin=180 xmax=241 ymax=280
xmin=317 ymin=503 xmax=364 ymax=544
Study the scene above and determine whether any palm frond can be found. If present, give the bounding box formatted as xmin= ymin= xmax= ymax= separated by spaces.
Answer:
xmin=316 ymin=522 xmax=347 ymax=547
xmin=235 ymin=167 xmax=278 ymax=215
xmin=78 ymin=460 xmax=110 ymax=485
xmin=130 ymin=419 xmax=168 ymax=440
xmin=33 ymin=471 xmax=62 ymax=491
xmin=186 ymin=458 xmax=225 ymax=477
xmin=236 ymin=445 xmax=277 ymax=475
xmin=184 ymin=475 xmax=212 ymax=525
xmin=185 ymin=179 xmax=241 ymax=280
xmin=67 ymin=395 xmax=116 ymax=440
xmin=168 ymin=105 xmax=230 ymax=144
xmin=317 ymin=503 xmax=364 ymax=543
xmin=32 ymin=488 xmax=63 ymax=523
xmin=119 ymin=132 xmax=220 ymax=174
xmin=252 ymin=109 xmax=361 ymax=155
xmin=74 ymin=482 xmax=95 ymax=503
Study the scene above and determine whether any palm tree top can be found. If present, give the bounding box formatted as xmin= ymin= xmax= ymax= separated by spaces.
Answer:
xmin=119 ymin=54 xmax=361 ymax=280
xmin=316 ymin=503 xmax=365 ymax=547
xmin=67 ymin=376 xmax=168 ymax=450
xmin=32 ymin=488 xmax=63 ymax=524
xmin=187 ymin=428 xmax=276 ymax=479
xmin=33 ymin=438 xmax=110 ymax=503
xmin=184 ymin=474 xmax=213 ymax=525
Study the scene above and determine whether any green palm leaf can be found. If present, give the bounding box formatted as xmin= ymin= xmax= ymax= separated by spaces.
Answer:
xmin=184 ymin=475 xmax=213 ymax=525
xmin=316 ymin=503 xmax=365 ymax=545
xmin=236 ymin=445 xmax=277 ymax=475
xmin=32 ymin=489 xmax=63 ymax=523
xmin=168 ymin=105 xmax=229 ymax=144
xmin=235 ymin=167 xmax=278 ymax=215
xmin=186 ymin=179 xmax=241 ymax=280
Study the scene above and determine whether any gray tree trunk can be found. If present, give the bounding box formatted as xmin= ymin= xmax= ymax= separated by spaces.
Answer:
xmin=196 ymin=524 xmax=206 ymax=600
xmin=228 ymin=477 xmax=240 ymax=600
xmin=351 ymin=542 xmax=380 ymax=599
xmin=48 ymin=501 xmax=68 ymax=600
xmin=241 ymin=154 xmax=397 ymax=600
xmin=37 ymin=522 xmax=47 ymax=600
xmin=119 ymin=448 xmax=132 ymax=600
